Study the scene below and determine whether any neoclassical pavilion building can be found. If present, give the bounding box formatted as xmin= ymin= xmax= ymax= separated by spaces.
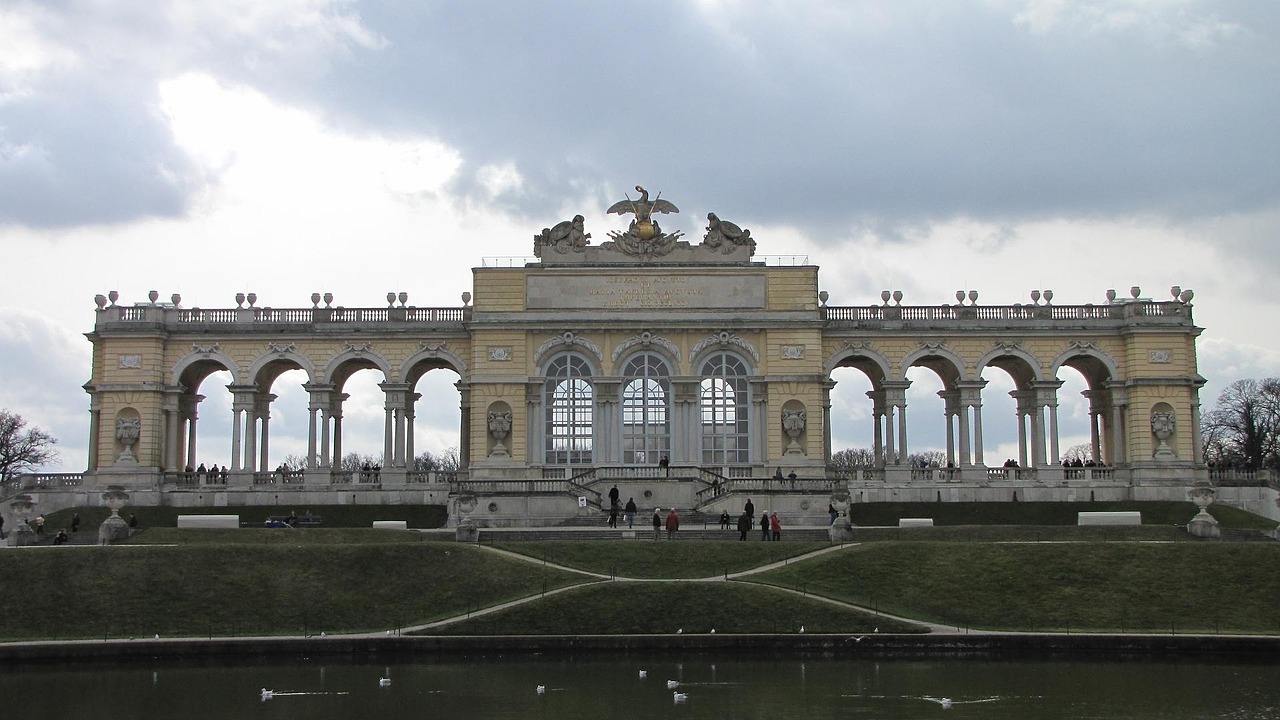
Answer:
xmin=37 ymin=189 xmax=1214 ymax=523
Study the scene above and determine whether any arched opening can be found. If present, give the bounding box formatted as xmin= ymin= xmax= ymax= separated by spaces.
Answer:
xmin=330 ymin=364 xmax=390 ymax=474
xmin=406 ymin=363 xmax=462 ymax=472
xmin=619 ymin=351 xmax=672 ymax=465
xmin=176 ymin=362 xmax=234 ymax=476
xmin=904 ymin=366 xmax=946 ymax=466
xmin=249 ymin=363 xmax=309 ymax=474
xmin=1056 ymin=353 xmax=1119 ymax=465
xmin=828 ymin=366 xmax=875 ymax=465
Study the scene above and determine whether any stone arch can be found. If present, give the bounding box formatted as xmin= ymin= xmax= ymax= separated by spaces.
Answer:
xmin=323 ymin=344 xmax=393 ymax=388
xmin=690 ymin=333 xmax=759 ymax=375
xmin=533 ymin=331 xmax=604 ymax=370
xmin=540 ymin=347 xmax=603 ymax=377
xmin=611 ymin=336 xmax=680 ymax=376
xmin=399 ymin=341 xmax=468 ymax=385
xmin=1049 ymin=344 xmax=1121 ymax=389
xmin=172 ymin=346 xmax=241 ymax=387
xmin=247 ymin=348 xmax=318 ymax=390
xmin=825 ymin=344 xmax=893 ymax=384
xmin=899 ymin=344 xmax=967 ymax=386
xmin=976 ymin=346 xmax=1044 ymax=388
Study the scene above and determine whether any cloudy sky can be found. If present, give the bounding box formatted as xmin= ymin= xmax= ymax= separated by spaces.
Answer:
xmin=2 ymin=0 xmax=1278 ymax=472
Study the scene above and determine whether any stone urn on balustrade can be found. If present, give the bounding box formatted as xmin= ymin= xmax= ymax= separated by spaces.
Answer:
xmin=98 ymin=486 xmax=132 ymax=545
xmin=1186 ymin=482 xmax=1220 ymax=539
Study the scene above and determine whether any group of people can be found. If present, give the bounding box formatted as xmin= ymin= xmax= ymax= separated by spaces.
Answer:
xmin=1062 ymin=458 xmax=1106 ymax=467
xmin=606 ymin=485 xmax=640 ymax=528
xmin=185 ymin=463 xmax=229 ymax=481
xmin=733 ymin=498 xmax=782 ymax=541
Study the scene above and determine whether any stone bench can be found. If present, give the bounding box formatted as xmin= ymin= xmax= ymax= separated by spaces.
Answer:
xmin=177 ymin=514 xmax=239 ymax=529
xmin=372 ymin=520 xmax=408 ymax=530
xmin=898 ymin=518 xmax=934 ymax=527
xmin=1077 ymin=511 xmax=1142 ymax=526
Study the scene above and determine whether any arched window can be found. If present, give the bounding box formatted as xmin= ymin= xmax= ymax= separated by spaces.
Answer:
xmin=621 ymin=352 xmax=671 ymax=464
xmin=700 ymin=352 xmax=750 ymax=464
xmin=545 ymin=354 xmax=593 ymax=465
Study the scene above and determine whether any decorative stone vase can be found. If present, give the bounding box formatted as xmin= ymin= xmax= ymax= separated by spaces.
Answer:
xmin=782 ymin=408 xmax=807 ymax=456
xmin=1151 ymin=411 xmax=1176 ymax=461
xmin=1186 ymin=483 xmax=1220 ymax=539
xmin=114 ymin=417 xmax=141 ymax=465
xmin=99 ymin=486 xmax=131 ymax=545
xmin=487 ymin=411 xmax=512 ymax=457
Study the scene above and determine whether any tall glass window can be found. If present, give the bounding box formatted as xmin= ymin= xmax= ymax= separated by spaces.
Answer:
xmin=700 ymin=352 xmax=750 ymax=464
xmin=621 ymin=352 xmax=671 ymax=464
xmin=545 ymin=354 xmax=593 ymax=465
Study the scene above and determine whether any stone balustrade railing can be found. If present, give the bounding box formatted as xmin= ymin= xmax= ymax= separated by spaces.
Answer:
xmin=94 ymin=305 xmax=469 ymax=330
xmin=823 ymin=300 xmax=1192 ymax=327
xmin=93 ymin=299 xmax=1192 ymax=332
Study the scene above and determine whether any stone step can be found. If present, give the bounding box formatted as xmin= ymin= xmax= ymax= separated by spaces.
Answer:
xmin=477 ymin=527 xmax=834 ymax=543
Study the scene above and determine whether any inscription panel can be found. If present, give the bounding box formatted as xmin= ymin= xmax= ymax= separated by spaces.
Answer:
xmin=526 ymin=274 xmax=766 ymax=310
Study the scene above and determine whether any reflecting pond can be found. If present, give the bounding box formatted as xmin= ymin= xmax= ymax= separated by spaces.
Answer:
xmin=5 ymin=654 xmax=1279 ymax=719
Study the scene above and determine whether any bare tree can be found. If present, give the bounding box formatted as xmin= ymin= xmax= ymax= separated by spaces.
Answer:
xmin=907 ymin=450 xmax=947 ymax=468
xmin=0 ymin=410 xmax=59 ymax=483
xmin=1061 ymin=443 xmax=1092 ymax=464
xmin=282 ymin=453 xmax=309 ymax=471
xmin=414 ymin=447 xmax=460 ymax=472
xmin=341 ymin=453 xmax=384 ymax=472
xmin=830 ymin=447 xmax=876 ymax=472
xmin=1201 ymin=378 xmax=1280 ymax=469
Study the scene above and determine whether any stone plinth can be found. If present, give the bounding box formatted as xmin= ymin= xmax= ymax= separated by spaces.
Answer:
xmin=828 ymin=517 xmax=854 ymax=542
xmin=1186 ymin=510 xmax=1221 ymax=538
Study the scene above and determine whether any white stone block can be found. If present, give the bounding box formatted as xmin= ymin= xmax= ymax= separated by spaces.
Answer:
xmin=177 ymin=514 xmax=239 ymax=529
xmin=372 ymin=520 xmax=408 ymax=530
xmin=1077 ymin=511 xmax=1142 ymax=526
xmin=898 ymin=518 xmax=933 ymax=527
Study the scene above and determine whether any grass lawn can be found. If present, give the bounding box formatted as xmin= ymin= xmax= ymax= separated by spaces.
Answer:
xmin=123 ymin=528 xmax=444 ymax=545
xmin=423 ymin=581 xmax=926 ymax=635
xmin=753 ymin=541 xmax=1280 ymax=634
xmin=39 ymin=504 xmax=449 ymax=531
xmin=0 ymin=542 xmax=584 ymax=641
xmin=491 ymin=541 xmax=830 ymax=578
xmin=846 ymin=501 xmax=1274 ymax=530
xmin=845 ymin=525 xmax=1191 ymax=542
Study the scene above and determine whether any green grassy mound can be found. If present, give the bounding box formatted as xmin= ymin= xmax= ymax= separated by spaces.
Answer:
xmin=845 ymin=525 xmax=1191 ymax=542
xmin=846 ymin=501 xmax=1274 ymax=529
xmin=493 ymin=541 xmax=829 ymax=578
xmin=0 ymin=543 xmax=583 ymax=641
xmin=423 ymin=581 xmax=925 ymax=635
xmin=39 ymin=504 xmax=449 ymax=530
xmin=755 ymin=541 xmax=1280 ymax=633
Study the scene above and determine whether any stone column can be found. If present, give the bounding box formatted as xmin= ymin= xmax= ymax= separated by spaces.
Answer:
xmin=1011 ymin=389 xmax=1033 ymax=467
xmin=939 ymin=390 xmax=959 ymax=467
xmin=378 ymin=382 xmax=414 ymax=468
xmin=822 ymin=380 xmax=836 ymax=466
xmin=526 ymin=382 xmax=542 ymax=466
xmin=1106 ymin=384 xmax=1129 ymax=465
xmin=457 ymin=383 xmax=472 ymax=471
xmin=595 ymin=380 xmax=620 ymax=464
xmin=406 ymin=392 xmax=420 ymax=469
xmin=331 ymin=394 xmax=347 ymax=468
xmin=958 ymin=380 xmax=987 ymax=468
xmin=256 ymin=393 xmax=275 ymax=473
xmin=1191 ymin=389 xmax=1204 ymax=465
xmin=87 ymin=394 xmax=102 ymax=472
xmin=1032 ymin=381 xmax=1063 ymax=467
xmin=882 ymin=381 xmax=911 ymax=465
xmin=867 ymin=390 xmax=885 ymax=465
xmin=163 ymin=389 xmax=182 ymax=472
xmin=229 ymin=385 xmax=258 ymax=472
xmin=751 ymin=380 xmax=769 ymax=467
xmin=304 ymin=384 xmax=333 ymax=469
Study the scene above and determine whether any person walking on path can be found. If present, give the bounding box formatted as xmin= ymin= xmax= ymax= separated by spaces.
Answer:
xmin=760 ymin=512 xmax=770 ymax=541
xmin=652 ymin=508 xmax=662 ymax=540
xmin=665 ymin=508 xmax=680 ymax=540
xmin=625 ymin=498 xmax=637 ymax=528
xmin=771 ymin=512 xmax=782 ymax=541
xmin=607 ymin=505 xmax=618 ymax=528
xmin=736 ymin=511 xmax=751 ymax=541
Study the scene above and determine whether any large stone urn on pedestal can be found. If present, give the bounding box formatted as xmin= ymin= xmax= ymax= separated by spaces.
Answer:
xmin=1186 ymin=482 xmax=1220 ymax=539
xmin=453 ymin=493 xmax=479 ymax=541
xmin=98 ymin=486 xmax=132 ymax=545
xmin=8 ymin=495 xmax=37 ymax=546
xmin=782 ymin=408 xmax=807 ymax=456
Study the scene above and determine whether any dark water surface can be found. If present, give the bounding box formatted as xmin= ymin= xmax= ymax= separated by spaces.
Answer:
xmin=5 ymin=654 xmax=1279 ymax=718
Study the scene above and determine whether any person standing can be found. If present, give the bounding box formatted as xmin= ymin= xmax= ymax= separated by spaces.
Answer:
xmin=744 ymin=498 xmax=755 ymax=524
xmin=34 ymin=514 xmax=45 ymax=535
xmin=652 ymin=508 xmax=662 ymax=540
xmin=665 ymin=508 xmax=680 ymax=540
xmin=625 ymin=497 xmax=637 ymax=528
xmin=736 ymin=512 xmax=751 ymax=541
xmin=760 ymin=512 xmax=770 ymax=541
xmin=771 ymin=512 xmax=782 ymax=541
xmin=608 ymin=484 xmax=620 ymax=508
xmin=71 ymin=512 xmax=81 ymax=533
xmin=828 ymin=503 xmax=838 ymax=526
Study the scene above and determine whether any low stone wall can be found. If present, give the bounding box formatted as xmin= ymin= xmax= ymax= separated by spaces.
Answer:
xmin=177 ymin=515 xmax=239 ymax=529
xmin=2 ymin=632 xmax=1278 ymax=665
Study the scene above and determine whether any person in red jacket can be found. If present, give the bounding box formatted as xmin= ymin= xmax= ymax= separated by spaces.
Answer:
xmin=770 ymin=512 xmax=782 ymax=541
xmin=665 ymin=508 xmax=680 ymax=540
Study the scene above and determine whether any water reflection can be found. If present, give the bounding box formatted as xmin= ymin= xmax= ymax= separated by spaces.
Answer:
xmin=5 ymin=655 xmax=1278 ymax=719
